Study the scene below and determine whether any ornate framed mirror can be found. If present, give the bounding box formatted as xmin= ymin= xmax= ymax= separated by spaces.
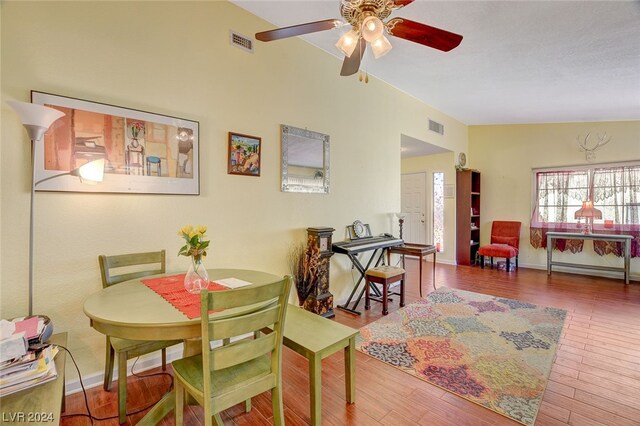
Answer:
xmin=281 ymin=125 xmax=330 ymax=193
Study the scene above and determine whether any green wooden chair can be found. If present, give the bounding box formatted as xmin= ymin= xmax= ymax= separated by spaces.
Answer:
xmin=98 ymin=250 xmax=181 ymax=424
xmin=172 ymin=276 xmax=292 ymax=426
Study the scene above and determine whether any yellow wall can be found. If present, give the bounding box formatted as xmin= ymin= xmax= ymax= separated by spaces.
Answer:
xmin=469 ymin=122 xmax=640 ymax=277
xmin=400 ymin=151 xmax=456 ymax=264
xmin=0 ymin=1 xmax=468 ymax=378
xmin=0 ymin=3 xmax=3 ymax=288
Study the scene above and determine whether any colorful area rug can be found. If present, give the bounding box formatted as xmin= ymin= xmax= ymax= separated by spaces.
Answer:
xmin=356 ymin=287 xmax=566 ymax=426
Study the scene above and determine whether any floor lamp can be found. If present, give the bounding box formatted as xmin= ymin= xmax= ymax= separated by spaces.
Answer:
xmin=8 ymin=100 xmax=105 ymax=316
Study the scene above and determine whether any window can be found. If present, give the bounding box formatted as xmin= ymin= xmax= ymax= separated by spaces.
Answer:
xmin=533 ymin=162 xmax=640 ymax=226
xmin=535 ymin=170 xmax=589 ymax=224
xmin=593 ymin=166 xmax=640 ymax=225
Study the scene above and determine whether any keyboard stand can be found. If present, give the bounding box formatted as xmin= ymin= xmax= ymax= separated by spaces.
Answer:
xmin=337 ymin=248 xmax=387 ymax=315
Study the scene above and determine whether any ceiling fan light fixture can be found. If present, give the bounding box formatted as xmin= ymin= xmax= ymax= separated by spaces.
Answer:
xmin=371 ymin=35 xmax=392 ymax=59
xmin=255 ymin=0 xmax=464 ymax=78
xmin=361 ymin=16 xmax=384 ymax=42
xmin=335 ymin=29 xmax=359 ymax=57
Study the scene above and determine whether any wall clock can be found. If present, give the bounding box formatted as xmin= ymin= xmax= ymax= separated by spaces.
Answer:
xmin=458 ymin=152 xmax=467 ymax=168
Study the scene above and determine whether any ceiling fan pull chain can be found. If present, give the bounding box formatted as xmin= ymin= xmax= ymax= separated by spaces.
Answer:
xmin=365 ymin=72 xmax=369 ymax=83
xmin=359 ymin=71 xmax=363 ymax=82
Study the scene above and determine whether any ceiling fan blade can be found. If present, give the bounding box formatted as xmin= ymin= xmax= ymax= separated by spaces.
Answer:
xmin=393 ymin=0 xmax=414 ymax=7
xmin=256 ymin=19 xmax=341 ymax=42
xmin=386 ymin=18 xmax=463 ymax=52
xmin=340 ymin=38 xmax=366 ymax=76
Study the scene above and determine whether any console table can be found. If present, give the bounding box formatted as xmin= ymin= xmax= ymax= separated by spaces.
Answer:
xmin=388 ymin=243 xmax=437 ymax=296
xmin=546 ymin=232 xmax=633 ymax=284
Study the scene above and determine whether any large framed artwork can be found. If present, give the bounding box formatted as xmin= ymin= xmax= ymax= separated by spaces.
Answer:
xmin=31 ymin=91 xmax=200 ymax=194
xmin=227 ymin=132 xmax=261 ymax=177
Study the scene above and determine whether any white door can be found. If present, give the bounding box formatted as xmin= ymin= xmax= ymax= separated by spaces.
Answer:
xmin=401 ymin=172 xmax=427 ymax=244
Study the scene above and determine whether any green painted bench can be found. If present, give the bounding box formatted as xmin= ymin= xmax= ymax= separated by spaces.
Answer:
xmin=266 ymin=305 xmax=359 ymax=426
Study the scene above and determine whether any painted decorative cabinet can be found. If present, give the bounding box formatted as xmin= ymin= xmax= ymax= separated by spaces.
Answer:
xmin=305 ymin=227 xmax=335 ymax=318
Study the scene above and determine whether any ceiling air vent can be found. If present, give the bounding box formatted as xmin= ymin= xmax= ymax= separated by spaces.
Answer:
xmin=428 ymin=119 xmax=444 ymax=136
xmin=230 ymin=31 xmax=254 ymax=53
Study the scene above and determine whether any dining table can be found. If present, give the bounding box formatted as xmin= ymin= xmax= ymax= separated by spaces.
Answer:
xmin=84 ymin=268 xmax=283 ymax=424
xmin=83 ymin=268 xmax=357 ymax=425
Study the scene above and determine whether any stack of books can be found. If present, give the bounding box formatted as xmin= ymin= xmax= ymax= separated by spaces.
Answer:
xmin=0 ymin=345 xmax=58 ymax=397
xmin=0 ymin=317 xmax=59 ymax=397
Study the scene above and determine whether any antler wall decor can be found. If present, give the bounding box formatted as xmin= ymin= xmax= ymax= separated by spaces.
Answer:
xmin=577 ymin=132 xmax=611 ymax=162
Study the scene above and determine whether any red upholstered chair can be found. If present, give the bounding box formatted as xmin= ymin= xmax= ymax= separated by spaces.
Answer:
xmin=478 ymin=221 xmax=522 ymax=271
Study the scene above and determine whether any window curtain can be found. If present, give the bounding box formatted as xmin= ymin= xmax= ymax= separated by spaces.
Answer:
xmin=624 ymin=165 xmax=640 ymax=224
xmin=591 ymin=165 xmax=640 ymax=257
xmin=530 ymin=171 xmax=586 ymax=253
xmin=593 ymin=166 xmax=625 ymax=223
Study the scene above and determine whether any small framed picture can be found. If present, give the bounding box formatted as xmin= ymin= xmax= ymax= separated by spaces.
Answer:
xmin=228 ymin=132 xmax=261 ymax=176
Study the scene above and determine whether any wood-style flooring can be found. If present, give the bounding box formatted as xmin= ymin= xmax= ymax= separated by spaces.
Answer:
xmin=61 ymin=261 xmax=640 ymax=425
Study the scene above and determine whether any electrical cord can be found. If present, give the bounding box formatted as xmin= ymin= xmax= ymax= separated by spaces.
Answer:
xmin=57 ymin=346 xmax=94 ymax=425
xmin=58 ymin=345 xmax=173 ymax=424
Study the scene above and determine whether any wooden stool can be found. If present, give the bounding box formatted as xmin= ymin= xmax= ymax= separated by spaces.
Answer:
xmin=365 ymin=266 xmax=406 ymax=315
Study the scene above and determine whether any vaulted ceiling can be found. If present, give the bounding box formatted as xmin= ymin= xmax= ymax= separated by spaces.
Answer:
xmin=233 ymin=1 xmax=640 ymax=125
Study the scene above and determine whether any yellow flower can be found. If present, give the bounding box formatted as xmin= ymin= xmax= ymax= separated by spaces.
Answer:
xmin=178 ymin=224 xmax=193 ymax=236
xmin=178 ymin=224 xmax=210 ymax=260
xmin=186 ymin=225 xmax=207 ymax=239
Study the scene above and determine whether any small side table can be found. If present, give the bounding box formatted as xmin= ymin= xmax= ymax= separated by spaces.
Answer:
xmin=388 ymin=243 xmax=437 ymax=297
xmin=0 ymin=332 xmax=67 ymax=425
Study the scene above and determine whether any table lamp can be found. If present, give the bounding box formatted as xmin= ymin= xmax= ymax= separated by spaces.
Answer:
xmin=8 ymin=100 xmax=105 ymax=315
xmin=574 ymin=200 xmax=602 ymax=235
xmin=395 ymin=212 xmax=407 ymax=239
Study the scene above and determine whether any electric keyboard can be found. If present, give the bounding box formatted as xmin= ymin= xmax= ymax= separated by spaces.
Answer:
xmin=332 ymin=236 xmax=404 ymax=255
xmin=332 ymin=235 xmax=403 ymax=315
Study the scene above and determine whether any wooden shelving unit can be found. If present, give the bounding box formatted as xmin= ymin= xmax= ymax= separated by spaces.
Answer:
xmin=456 ymin=170 xmax=481 ymax=265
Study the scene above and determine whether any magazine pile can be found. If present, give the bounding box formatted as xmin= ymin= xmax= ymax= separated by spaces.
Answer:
xmin=0 ymin=318 xmax=58 ymax=397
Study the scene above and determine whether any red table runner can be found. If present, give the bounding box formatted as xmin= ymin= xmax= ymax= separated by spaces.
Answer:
xmin=142 ymin=274 xmax=227 ymax=319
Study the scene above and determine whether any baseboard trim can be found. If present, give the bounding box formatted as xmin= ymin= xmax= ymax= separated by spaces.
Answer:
xmin=65 ymin=346 xmax=184 ymax=395
xmin=518 ymin=262 xmax=639 ymax=282
xmin=392 ymin=255 xmax=456 ymax=266
xmin=64 ymin=333 xmax=255 ymax=395
xmin=440 ymin=257 xmax=638 ymax=282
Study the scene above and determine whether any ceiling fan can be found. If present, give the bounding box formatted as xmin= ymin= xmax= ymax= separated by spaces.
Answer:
xmin=255 ymin=0 xmax=463 ymax=77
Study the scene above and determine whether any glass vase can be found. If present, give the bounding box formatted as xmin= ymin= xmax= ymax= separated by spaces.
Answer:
xmin=184 ymin=257 xmax=209 ymax=294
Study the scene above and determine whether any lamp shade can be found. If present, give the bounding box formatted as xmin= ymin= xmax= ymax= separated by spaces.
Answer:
xmin=371 ymin=35 xmax=392 ymax=59
xmin=361 ymin=16 xmax=384 ymax=42
xmin=7 ymin=100 xmax=64 ymax=128
xmin=75 ymin=159 xmax=105 ymax=184
xmin=575 ymin=200 xmax=602 ymax=219
xmin=7 ymin=100 xmax=65 ymax=141
xmin=335 ymin=29 xmax=359 ymax=57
